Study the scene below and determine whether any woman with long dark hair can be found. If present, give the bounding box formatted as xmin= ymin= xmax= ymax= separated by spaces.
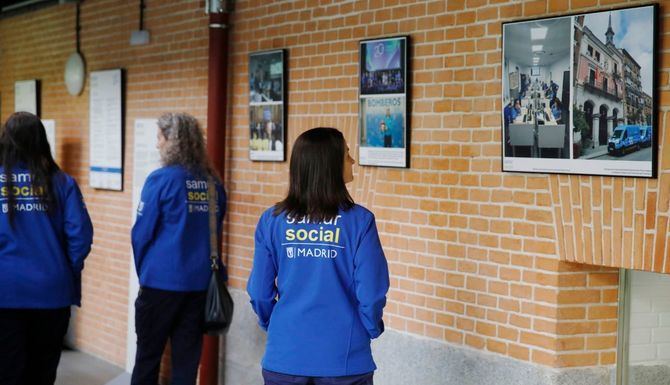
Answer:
xmin=131 ymin=112 xmax=226 ymax=385
xmin=0 ymin=112 xmax=93 ymax=385
xmin=248 ymin=127 xmax=389 ymax=385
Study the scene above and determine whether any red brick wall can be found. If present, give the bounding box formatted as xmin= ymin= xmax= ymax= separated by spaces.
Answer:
xmin=1 ymin=0 xmax=665 ymax=371
xmin=0 ymin=0 xmax=209 ymax=366
xmin=225 ymin=0 xmax=663 ymax=368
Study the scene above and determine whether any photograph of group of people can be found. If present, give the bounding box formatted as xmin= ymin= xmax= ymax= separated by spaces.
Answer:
xmin=502 ymin=5 xmax=656 ymax=178
xmin=359 ymin=36 xmax=409 ymax=168
xmin=249 ymin=105 xmax=284 ymax=154
xmin=361 ymin=69 xmax=405 ymax=95
xmin=249 ymin=50 xmax=285 ymax=161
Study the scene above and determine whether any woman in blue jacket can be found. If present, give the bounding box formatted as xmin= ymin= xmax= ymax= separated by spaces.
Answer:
xmin=248 ymin=127 xmax=390 ymax=385
xmin=0 ymin=112 xmax=93 ymax=385
xmin=131 ymin=113 xmax=226 ymax=385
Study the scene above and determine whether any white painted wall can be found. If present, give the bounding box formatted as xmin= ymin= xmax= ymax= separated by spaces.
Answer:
xmin=548 ymin=55 xmax=570 ymax=86
xmin=503 ymin=57 xmax=523 ymax=102
xmin=629 ymin=270 xmax=670 ymax=365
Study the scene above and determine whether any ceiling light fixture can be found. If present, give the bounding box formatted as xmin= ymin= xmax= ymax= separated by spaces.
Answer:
xmin=64 ymin=1 xmax=85 ymax=96
xmin=531 ymin=27 xmax=547 ymax=40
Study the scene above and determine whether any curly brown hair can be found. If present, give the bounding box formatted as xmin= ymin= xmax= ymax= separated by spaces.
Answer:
xmin=157 ymin=112 xmax=216 ymax=179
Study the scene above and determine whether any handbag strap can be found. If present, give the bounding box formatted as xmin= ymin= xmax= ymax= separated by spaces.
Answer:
xmin=207 ymin=176 xmax=219 ymax=271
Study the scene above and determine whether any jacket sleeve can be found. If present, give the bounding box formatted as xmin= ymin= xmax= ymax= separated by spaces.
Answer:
xmin=63 ymin=177 xmax=93 ymax=273
xmin=246 ymin=212 xmax=277 ymax=331
xmin=353 ymin=214 xmax=390 ymax=339
xmin=131 ymin=173 xmax=163 ymax=273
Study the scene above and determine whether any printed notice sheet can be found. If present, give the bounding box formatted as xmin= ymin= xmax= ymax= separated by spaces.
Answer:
xmin=89 ymin=69 xmax=123 ymax=190
xmin=126 ymin=118 xmax=161 ymax=370
xmin=15 ymin=80 xmax=37 ymax=114
xmin=41 ymin=119 xmax=56 ymax=159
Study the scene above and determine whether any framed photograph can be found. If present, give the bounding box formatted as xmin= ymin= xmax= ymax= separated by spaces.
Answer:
xmin=359 ymin=36 xmax=409 ymax=168
xmin=249 ymin=49 xmax=286 ymax=161
xmin=502 ymin=4 xmax=657 ymax=178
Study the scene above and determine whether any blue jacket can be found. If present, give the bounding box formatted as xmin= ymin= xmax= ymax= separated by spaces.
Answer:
xmin=551 ymin=105 xmax=562 ymax=121
xmin=247 ymin=205 xmax=390 ymax=376
xmin=503 ymin=104 xmax=513 ymax=123
xmin=132 ymin=165 xmax=226 ymax=291
xmin=0 ymin=167 xmax=93 ymax=308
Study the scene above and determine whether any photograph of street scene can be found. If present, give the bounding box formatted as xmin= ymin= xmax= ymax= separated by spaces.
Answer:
xmin=572 ymin=6 xmax=654 ymax=162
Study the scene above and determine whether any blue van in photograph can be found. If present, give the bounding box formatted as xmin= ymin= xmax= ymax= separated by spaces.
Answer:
xmin=608 ymin=125 xmax=641 ymax=155
xmin=639 ymin=125 xmax=652 ymax=147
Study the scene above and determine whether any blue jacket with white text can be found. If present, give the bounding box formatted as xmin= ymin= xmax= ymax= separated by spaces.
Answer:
xmin=247 ymin=205 xmax=390 ymax=377
xmin=132 ymin=165 xmax=226 ymax=291
xmin=0 ymin=167 xmax=93 ymax=308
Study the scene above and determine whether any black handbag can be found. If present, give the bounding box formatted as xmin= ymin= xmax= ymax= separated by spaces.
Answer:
xmin=203 ymin=178 xmax=234 ymax=335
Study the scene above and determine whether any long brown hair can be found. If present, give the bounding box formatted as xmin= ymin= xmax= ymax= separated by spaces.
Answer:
xmin=0 ymin=112 xmax=60 ymax=222
xmin=274 ymin=127 xmax=354 ymax=222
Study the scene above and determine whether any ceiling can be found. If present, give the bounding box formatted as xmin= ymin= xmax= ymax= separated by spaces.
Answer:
xmin=503 ymin=17 xmax=572 ymax=68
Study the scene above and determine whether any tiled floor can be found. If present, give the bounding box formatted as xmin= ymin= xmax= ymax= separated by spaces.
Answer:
xmin=56 ymin=350 xmax=129 ymax=385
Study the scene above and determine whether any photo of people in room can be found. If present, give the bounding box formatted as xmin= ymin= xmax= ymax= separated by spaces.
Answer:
xmin=360 ymin=38 xmax=406 ymax=95
xmin=502 ymin=17 xmax=571 ymax=159
xmin=249 ymin=105 xmax=284 ymax=159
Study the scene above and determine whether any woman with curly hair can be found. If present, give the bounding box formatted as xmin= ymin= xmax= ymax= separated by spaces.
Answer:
xmin=131 ymin=112 xmax=226 ymax=385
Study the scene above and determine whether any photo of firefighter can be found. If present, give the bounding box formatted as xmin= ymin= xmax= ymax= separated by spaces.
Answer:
xmin=502 ymin=16 xmax=571 ymax=159
xmin=360 ymin=96 xmax=405 ymax=149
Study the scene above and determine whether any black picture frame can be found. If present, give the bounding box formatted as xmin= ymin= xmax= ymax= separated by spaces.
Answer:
xmin=501 ymin=4 xmax=658 ymax=178
xmin=248 ymin=49 xmax=287 ymax=162
xmin=358 ymin=36 xmax=410 ymax=168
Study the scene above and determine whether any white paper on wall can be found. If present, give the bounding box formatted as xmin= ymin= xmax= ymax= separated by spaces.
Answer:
xmin=41 ymin=119 xmax=56 ymax=159
xmin=126 ymin=118 xmax=161 ymax=371
xmin=89 ymin=69 xmax=123 ymax=190
xmin=15 ymin=80 xmax=37 ymax=114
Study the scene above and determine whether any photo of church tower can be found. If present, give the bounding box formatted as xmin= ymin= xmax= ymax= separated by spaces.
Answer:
xmin=572 ymin=7 xmax=654 ymax=161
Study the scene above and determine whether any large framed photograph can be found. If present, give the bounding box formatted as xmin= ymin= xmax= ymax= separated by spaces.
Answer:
xmin=502 ymin=4 xmax=657 ymax=178
xmin=359 ymin=36 xmax=409 ymax=168
xmin=249 ymin=49 xmax=286 ymax=161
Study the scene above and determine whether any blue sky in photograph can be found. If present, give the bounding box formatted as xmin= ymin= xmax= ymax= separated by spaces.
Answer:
xmin=583 ymin=6 xmax=654 ymax=95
